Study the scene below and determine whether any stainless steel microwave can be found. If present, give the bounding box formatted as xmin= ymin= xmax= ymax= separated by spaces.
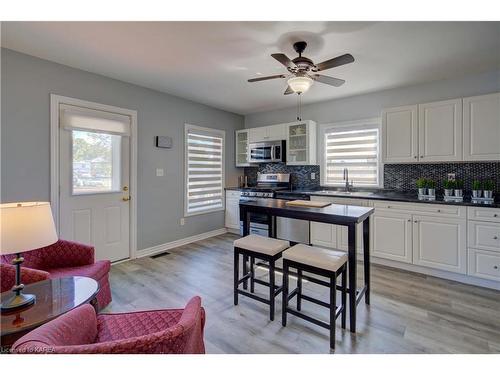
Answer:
xmin=248 ymin=140 xmax=286 ymax=163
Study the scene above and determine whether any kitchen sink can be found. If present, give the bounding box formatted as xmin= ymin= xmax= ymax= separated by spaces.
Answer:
xmin=312 ymin=190 xmax=375 ymax=197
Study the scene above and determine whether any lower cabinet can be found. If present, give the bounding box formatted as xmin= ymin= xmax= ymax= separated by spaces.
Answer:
xmin=412 ymin=215 xmax=467 ymax=274
xmin=225 ymin=191 xmax=241 ymax=231
xmin=467 ymin=248 xmax=500 ymax=282
xmin=371 ymin=210 xmax=412 ymax=263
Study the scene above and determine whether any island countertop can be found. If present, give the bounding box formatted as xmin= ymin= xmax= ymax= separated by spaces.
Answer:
xmin=239 ymin=198 xmax=374 ymax=225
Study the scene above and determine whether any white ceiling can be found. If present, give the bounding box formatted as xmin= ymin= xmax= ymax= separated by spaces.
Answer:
xmin=2 ymin=22 xmax=500 ymax=115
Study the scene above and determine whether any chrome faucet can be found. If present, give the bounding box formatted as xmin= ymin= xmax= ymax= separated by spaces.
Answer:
xmin=343 ymin=168 xmax=353 ymax=192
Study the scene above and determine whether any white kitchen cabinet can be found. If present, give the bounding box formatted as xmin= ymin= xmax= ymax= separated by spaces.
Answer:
xmin=468 ymin=220 xmax=500 ymax=253
xmin=310 ymin=221 xmax=337 ymax=248
xmin=286 ymin=120 xmax=317 ymax=165
xmin=467 ymin=248 xmax=500 ymax=282
xmin=418 ymin=98 xmax=462 ymax=162
xmin=235 ymin=129 xmax=250 ymax=167
xmin=225 ymin=190 xmax=241 ymax=232
xmin=382 ymin=105 xmax=418 ymax=163
xmin=412 ymin=215 xmax=467 ymax=274
xmin=248 ymin=124 xmax=286 ymax=143
xmin=371 ymin=210 xmax=413 ymax=263
xmin=463 ymin=92 xmax=500 ymax=161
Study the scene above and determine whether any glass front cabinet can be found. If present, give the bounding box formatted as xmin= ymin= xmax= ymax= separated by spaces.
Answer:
xmin=235 ymin=129 xmax=250 ymax=167
xmin=286 ymin=120 xmax=317 ymax=165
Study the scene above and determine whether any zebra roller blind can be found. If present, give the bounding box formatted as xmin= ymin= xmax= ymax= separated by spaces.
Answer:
xmin=323 ymin=124 xmax=380 ymax=186
xmin=185 ymin=124 xmax=225 ymax=215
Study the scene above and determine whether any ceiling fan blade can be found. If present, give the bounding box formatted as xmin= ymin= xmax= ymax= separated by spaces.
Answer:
xmin=248 ymin=74 xmax=286 ymax=82
xmin=313 ymin=74 xmax=346 ymax=87
xmin=315 ymin=53 xmax=354 ymax=71
xmin=271 ymin=53 xmax=296 ymax=69
xmin=284 ymin=85 xmax=294 ymax=95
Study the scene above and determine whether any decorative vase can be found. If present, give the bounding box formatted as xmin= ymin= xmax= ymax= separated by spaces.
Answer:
xmin=428 ymin=188 xmax=436 ymax=196
xmin=472 ymin=190 xmax=482 ymax=198
xmin=418 ymin=188 xmax=426 ymax=195
xmin=454 ymin=189 xmax=463 ymax=197
xmin=444 ymin=189 xmax=453 ymax=197
xmin=484 ymin=190 xmax=493 ymax=199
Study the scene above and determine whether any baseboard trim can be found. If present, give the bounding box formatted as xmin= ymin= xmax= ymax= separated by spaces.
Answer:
xmin=137 ymin=228 xmax=227 ymax=259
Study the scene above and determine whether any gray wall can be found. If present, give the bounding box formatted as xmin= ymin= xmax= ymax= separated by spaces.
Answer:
xmin=245 ymin=69 xmax=500 ymax=127
xmin=1 ymin=48 xmax=244 ymax=251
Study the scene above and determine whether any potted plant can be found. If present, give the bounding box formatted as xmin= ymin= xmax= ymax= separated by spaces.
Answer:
xmin=483 ymin=180 xmax=495 ymax=199
xmin=454 ymin=179 xmax=464 ymax=197
xmin=443 ymin=180 xmax=455 ymax=197
xmin=427 ymin=180 xmax=436 ymax=197
xmin=416 ymin=178 xmax=427 ymax=196
xmin=472 ymin=180 xmax=482 ymax=198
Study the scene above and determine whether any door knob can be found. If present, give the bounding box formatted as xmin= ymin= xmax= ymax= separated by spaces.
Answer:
xmin=122 ymin=196 xmax=131 ymax=201
xmin=123 ymin=186 xmax=129 ymax=191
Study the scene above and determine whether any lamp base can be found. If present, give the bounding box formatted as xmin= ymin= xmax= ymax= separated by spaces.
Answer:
xmin=0 ymin=293 xmax=36 ymax=312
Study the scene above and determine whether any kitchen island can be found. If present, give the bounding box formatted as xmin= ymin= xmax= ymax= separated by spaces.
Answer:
xmin=239 ymin=198 xmax=374 ymax=333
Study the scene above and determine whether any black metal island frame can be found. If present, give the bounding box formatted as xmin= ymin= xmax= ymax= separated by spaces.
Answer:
xmin=239 ymin=198 xmax=374 ymax=333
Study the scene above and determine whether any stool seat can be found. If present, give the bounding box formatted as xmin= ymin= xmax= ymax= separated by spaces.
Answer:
xmin=234 ymin=234 xmax=289 ymax=256
xmin=283 ymin=244 xmax=347 ymax=272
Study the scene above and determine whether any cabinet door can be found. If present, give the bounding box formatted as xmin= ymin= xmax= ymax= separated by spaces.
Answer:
xmin=287 ymin=123 xmax=309 ymax=165
xmin=266 ymin=124 xmax=286 ymax=141
xmin=248 ymin=127 xmax=268 ymax=143
xmin=418 ymin=99 xmax=462 ymax=162
xmin=371 ymin=210 xmax=412 ymax=263
xmin=225 ymin=198 xmax=240 ymax=230
xmin=235 ymin=130 xmax=250 ymax=167
xmin=463 ymin=92 xmax=500 ymax=161
xmin=310 ymin=222 xmax=337 ymax=248
xmin=382 ymin=105 xmax=418 ymax=163
xmin=412 ymin=215 xmax=466 ymax=274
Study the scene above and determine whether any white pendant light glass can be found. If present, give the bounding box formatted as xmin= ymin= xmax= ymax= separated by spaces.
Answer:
xmin=287 ymin=76 xmax=313 ymax=94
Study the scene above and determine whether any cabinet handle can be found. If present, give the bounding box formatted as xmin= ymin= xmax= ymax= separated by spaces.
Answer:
xmin=414 ymin=220 xmax=418 ymax=223
xmin=494 ymin=236 xmax=498 ymax=240
xmin=494 ymin=214 xmax=498 ymax=218
xmin=437 ymin=209 xmax=441 ymax=212
xmin=414 ymin=156 xmax=417 ymax=159
xmin=494 ymin=265 xmax=499 ymax=270
xmin=407 ymin=219 xmax=411 ymax=222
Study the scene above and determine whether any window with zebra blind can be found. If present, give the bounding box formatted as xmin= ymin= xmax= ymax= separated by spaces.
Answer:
xmin=320 ymin=119 xmax=381 ymax=187
xmin=184 ymin=124 xmax=225 ymax=216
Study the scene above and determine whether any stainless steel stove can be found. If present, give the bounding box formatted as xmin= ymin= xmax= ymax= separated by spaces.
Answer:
xmin=239 ymin=173 xmax=291 ymax=199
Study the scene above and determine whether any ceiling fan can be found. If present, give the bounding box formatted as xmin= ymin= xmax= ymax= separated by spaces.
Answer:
xmin=248 ymin=41 xmax=354 ymax=95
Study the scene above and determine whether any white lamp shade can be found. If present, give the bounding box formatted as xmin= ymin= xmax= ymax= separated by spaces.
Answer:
xmin=0 ymin=202 xmax=58 ymax=255
xmin=287 ymin=76 xmax=314 ymax=94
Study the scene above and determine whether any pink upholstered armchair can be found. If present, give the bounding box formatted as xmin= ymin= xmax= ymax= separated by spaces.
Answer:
xmin=12 ymin=296 xmax=206 ymax=354
xmin=1 ymin=240 xmax=111 ymax=310
xmin=0 ymin=263 xmax=50 ymax=293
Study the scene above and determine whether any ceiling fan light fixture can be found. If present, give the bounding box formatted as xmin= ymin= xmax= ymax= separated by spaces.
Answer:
xmin=287 ymin=76 xmax=313 ymax=94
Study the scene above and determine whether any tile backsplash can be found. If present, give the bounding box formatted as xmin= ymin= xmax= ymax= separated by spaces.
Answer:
xmin=244 ymin=164 xmax=320 ymax=190
xmin=384 ymin=162 xmax=500 ymax=193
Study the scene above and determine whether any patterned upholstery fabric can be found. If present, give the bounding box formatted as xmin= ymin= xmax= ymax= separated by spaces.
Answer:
xmin=0 ymin=263 xmax=50 ymax=293
xmin=0 ymin=240 xmax=111 ymax=310
xmin=12 ymin=296 xmax=206 ymax=354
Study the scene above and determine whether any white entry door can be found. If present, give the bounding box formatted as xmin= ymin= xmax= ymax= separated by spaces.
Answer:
xmin=59 ymin=104 xmax=131 ymax=262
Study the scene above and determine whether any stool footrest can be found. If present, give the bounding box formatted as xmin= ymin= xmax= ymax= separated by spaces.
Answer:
xmin=238 ymin=273 xmax=251 ymax=285
xmin=237 ymin=289 xmax=270 ymax=305
xmin=300 ymin=294 xmax=331 ymax=309
xmin=286 ymin=308 xmax=330 ymax=330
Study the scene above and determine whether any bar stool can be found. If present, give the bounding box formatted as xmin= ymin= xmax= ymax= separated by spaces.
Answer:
xmin=234 ymin=234 xmax=289 ymax=321
xmin=281 ymin=244 xmax=347 ymax=351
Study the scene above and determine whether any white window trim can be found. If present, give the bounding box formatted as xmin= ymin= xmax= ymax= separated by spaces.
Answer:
xmin=318 ymin=117 xmax=383 ymax=188
xmin=184 ymin=123 xmax=226 ymax=217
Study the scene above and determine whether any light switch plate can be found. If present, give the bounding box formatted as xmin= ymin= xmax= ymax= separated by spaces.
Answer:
xmin=311 ymin=172 xmax=316 ymax=180
xmin=156 ymin=168 xmax=164 ymax=177
xmin=447 ymin=173 xmax=456 ymax=181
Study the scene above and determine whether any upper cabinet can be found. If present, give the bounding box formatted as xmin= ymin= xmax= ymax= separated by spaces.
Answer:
xmin=286 ymin=120 xmax=317 ymax=165
xmin=382 ymin=105 xmax=418 ymax=163
xmin=235 ymin=129 xmax=250 ymax=167
xmin=248 ymin=124 xmax=286 ymax=143
xmin=418 ymin=98 xmax=462 ymax=162
xmin=463 ymin=93 xmax=500 ymax=161
xmin=382 ymin=93 xmax=500 ymax=164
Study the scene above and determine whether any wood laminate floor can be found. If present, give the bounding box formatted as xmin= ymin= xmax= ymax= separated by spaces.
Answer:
xmin=107 ymin=233 xmax=500 ymax=354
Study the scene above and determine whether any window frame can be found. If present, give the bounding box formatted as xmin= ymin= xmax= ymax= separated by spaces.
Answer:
xmin=318 ymin=118 xmax=383 ymax=188
xmin=184 ymin=123 xmax=226 ymax=217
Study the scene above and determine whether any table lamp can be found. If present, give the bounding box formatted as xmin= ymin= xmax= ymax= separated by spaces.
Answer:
xmin=0 ymin=202 xmax=58 ymax=312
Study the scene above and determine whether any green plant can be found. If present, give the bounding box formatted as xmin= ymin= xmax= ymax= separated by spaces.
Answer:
xmin=472 ymin=180 xmax=482 ymax=190
xmin=443 ymin=180 xmax=455 ymax=189
xmin=427 ymin=180 xmax=436 ymax=189
xmin=483 ymin=180 xmax=495 ymax=191
xmin=416 ymin=178 xmax=427 ymax=189
xmin=455 ymin=179 xmax=464 ymax=189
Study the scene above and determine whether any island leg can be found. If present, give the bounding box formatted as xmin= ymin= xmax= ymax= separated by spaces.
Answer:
xmin=347 ymin=222 xmax=357 ymax=333
xmin=363 ymin=218 xmax=370 ymax=305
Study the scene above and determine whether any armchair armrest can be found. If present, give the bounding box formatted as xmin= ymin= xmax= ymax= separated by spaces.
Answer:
xmin=0 ymin=263 xmax=50 ymax=293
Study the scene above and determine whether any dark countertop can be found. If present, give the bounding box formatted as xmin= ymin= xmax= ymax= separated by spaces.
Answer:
xmin=226 ymin=187 xmax=500 ymax=208
xmin=239 ymin=198 xmax=374 ymax=224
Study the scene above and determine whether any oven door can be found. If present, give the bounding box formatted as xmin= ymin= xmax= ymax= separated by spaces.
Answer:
xmin=249 ymin=144 xmax=273 ymax=163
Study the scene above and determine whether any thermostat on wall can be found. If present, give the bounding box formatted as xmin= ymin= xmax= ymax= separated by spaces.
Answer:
xmin=155 ymin=136 xmax=173 ymax=149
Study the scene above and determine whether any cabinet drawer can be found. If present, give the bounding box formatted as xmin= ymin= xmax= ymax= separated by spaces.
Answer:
xmin=467 ymin=206 xmax=500 ymax=223
xmin=468 ymin=221 xmax=500 ymax=252
xmin=373 ymin=200 xmax=465 ymax=218
xmin=468 ymin=248 xmax=500 ymax=282
xmin=226 ymin=190 xmax=241 ymax=199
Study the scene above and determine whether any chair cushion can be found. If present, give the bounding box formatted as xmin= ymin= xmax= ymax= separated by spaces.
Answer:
xmin=234 ymin=234 xmax=289 ymax=256
xmin=283 ymin=244 xmax=347 ymax=272
xmin=47 ymin=260 xmax=110 ymax=282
